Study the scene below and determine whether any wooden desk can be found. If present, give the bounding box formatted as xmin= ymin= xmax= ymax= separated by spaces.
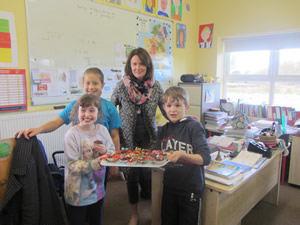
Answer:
xmin=151 ymin=150 xmax=282 ymax=225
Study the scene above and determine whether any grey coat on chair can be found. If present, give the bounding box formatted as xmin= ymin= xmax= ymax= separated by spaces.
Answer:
xmin=0 ymin=136 xmax=65 ymax=225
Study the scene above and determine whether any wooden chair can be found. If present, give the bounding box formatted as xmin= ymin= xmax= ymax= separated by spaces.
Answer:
xmin=0 ymin=138 xmax=16 ymax=204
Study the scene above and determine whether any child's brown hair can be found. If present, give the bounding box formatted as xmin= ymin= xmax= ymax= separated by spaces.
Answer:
xmin=70 ymin=94 xmax=102 ymax=124
xmin=83 ymin=67 xmax=104 ymax=83
xmin=163 ymin=86 xmax=189 ymax=105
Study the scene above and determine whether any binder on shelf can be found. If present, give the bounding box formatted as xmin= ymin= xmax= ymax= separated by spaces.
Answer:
xmin=275 ymin=106 xmax=282 ymax=123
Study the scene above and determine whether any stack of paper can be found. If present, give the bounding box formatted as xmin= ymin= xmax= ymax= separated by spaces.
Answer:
xmin=231 ymin=151 xmax=263 ymax=167
xmin=205 ymin=172 xmax=244 ymax=185
xmin=205 ymin=111 xmax=228 ymax=130
xmin=205 ymin=161 xmax=244 ymax=185
xmin=208 ymin=136 xmax=235 ymax=148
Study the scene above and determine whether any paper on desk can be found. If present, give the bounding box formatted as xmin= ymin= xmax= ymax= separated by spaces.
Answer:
xmin=208 ymin=136 xmax=235 ymax=148
xmin=231 ymin=151 xmax=263 ymax=167
xmin=205 ymin=172 xmax=244 ymax=186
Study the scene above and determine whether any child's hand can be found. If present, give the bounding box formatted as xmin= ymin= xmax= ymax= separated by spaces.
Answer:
xmin=97 ymin=158 xmax=105 ymax=169
xmin=167 ymin=151 xmax=184 ymax=163
xmin=93 ymin=140 xmax=107 ymax=157
xmin=15 ymin=128 xmax=41 ymax=139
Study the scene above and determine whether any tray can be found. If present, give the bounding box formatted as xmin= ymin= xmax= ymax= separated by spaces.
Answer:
xmin=101 ymin=159 xmax=169 ymax=168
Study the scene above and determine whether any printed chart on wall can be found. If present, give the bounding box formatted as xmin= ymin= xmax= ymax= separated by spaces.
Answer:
xmin=25 ymin=0 xmax=173 ymax=105
xmin=137 ymin=15 xmax=173 ymax=89
xmin=0 ymin=69 xmax=27 ymax=113
xmin=0 ymin=11 xmax=18 ymax=67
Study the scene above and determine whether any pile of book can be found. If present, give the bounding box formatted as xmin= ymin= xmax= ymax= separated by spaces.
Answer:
xmin=204 ymin=111 xmax=228 ymax=130
xmin=205 ymin=161 xmax=246 ymax=185
xmin=205 ymin=150 xmax=266 ymax=185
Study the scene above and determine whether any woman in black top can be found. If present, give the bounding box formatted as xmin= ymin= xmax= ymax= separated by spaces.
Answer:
xmin=111 ymin=47 xmax=166 ymax=225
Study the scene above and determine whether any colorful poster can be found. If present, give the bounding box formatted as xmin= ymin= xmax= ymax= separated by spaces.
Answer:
xmin=143 ymin=0 xmax=156 ymax=14
xmin=31 ymin=68 xmax=83 ymax=98
xmin=125 ymin=0 xmax=141 ymax=10
xmin=106 ymin=0 xmax=124 ymax=5
xmin=137 ymin=16 xmax=172 ymax=84
xmin=157 ymin=0 xmax=170 ymax=18
xmin=101 ymin=68 xmax=123 ymax=99
xmin=205 ymin=89 xmax=215 ymax=103
xmin=171 ymin=0 xmax=182 ymax=21
xmin=199 ymin=23 xmax=214 ymax=48
xmin=176 ymin=23 xmax=186 ymax=48
xmin=0 ymin=11 xmax=18 ymax=67
xmin=115 ymin=43 xmax=136 ymax=66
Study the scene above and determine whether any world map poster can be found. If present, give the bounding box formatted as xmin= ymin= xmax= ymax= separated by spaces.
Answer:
xmin=136 ymin=16 xmax=173 ymax=87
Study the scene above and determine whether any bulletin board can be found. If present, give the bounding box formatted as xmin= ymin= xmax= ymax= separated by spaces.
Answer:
xmin=25 ymin=0 xmax=173 ymax=105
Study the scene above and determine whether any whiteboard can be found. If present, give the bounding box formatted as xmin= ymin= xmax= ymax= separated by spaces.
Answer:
xmin=25 ymin=0 xmax=173 ymax=105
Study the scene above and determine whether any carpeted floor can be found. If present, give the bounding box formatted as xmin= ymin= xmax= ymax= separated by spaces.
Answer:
xmin=102 ymin=175 xmax=300 ymax=225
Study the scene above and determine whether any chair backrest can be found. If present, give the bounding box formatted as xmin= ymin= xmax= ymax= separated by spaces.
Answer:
xmin=278 ymin=134 xmax=290 ymax=147
xmin=0 ymin=138 xmax=16 ymax=203
xmin=38 ymin=139 xmax=48 ymax=164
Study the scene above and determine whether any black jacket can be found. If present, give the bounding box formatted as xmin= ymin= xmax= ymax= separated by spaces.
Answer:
xmin=156 ymin=117 xmax=211 ymax=197
xmin=0 ymin=136 xmax=65 ymax=225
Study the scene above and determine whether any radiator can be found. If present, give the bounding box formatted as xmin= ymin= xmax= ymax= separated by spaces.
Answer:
xmin=0 ymin=110 xmax=71 ymax=165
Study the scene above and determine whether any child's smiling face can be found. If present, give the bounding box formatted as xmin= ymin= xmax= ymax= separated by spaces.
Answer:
xmin=78 ymin=104 xmax=98 ymax=127
xmin=83 ymin=73 xmax=105 ymax=98
xmin=163 ymin=97 xmax=189 ymax=123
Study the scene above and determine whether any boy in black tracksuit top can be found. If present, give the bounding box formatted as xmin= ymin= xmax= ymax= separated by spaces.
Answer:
xmin=156 ymin=86 xmax=211 ymax=225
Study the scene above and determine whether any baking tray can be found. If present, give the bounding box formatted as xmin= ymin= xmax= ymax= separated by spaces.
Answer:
xmin=101 ymin=159 xmax=169 ymax=167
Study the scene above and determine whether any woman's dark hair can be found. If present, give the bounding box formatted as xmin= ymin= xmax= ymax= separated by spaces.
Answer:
xmin=124 ymin=47 xmax=154 ymax=81
xmin=70 ymin=94 xmax=102 ymax=124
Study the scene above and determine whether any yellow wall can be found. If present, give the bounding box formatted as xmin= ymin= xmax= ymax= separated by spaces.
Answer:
xmin=1 ymin=0 xmax=61 ymax=111
xmin=172 ymin=0 xmax=198 ymax=85
xmin=2 ymin=0 xmax=299 ymax=111
xmin=195 ymin=0 xmax=300 ymax=86
xmin=1 ymin=0 xmax=198 ymax=112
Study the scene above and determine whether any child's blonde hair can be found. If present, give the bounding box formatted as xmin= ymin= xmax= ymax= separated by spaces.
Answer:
xmin=163 ymin=86 xmax=189 ymax=105
xmin=70 ymin=94 xmax=102 ymax=124
xmin=83 ymin=67 xmax=104 ymax=83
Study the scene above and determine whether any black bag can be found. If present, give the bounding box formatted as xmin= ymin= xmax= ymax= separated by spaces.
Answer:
xmin=180 ymin=74 xmax=195 ymax=82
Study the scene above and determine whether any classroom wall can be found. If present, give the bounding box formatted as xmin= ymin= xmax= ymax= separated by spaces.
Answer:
xmin=4 ymin=0 xmax=298 ymax=111
xmin=195 ymin=0 xmax=300 ymax=86
xmin=1 ymin=0 xmax=198 ymax=112
xmin=1 ymin=0 xmax=47 ymax=112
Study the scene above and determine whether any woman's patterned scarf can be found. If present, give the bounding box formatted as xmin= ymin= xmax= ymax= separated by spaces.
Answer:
xmin=123 ymin=75 xmax=154 ymax=105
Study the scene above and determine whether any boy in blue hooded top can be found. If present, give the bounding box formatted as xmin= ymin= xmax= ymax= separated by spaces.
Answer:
xmin=155 ymin=86 xmax=211 ymax=225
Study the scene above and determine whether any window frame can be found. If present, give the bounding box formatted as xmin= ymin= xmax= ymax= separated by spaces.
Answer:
xmin=223 ymin=36 xmax=300 ymax=108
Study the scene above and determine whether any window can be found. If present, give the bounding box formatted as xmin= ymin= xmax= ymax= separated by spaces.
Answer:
xmin=223 ymin=34 xmax=300 ymax=110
